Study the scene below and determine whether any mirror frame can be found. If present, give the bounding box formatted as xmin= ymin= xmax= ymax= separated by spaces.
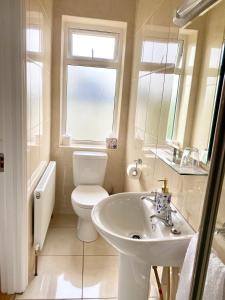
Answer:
xmin=208 ymin=43 xmax=225 ymax=162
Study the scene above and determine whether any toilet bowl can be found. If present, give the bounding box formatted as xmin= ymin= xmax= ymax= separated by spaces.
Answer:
xmin=71 ymin=151 xmax=108 ymax=242
xmin=71 ymin=185 xmax=108 ymax=242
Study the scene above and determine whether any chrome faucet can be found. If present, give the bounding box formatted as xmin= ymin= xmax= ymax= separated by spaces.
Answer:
xmin=150 ymin=208 xmax=177 ymax=227
xmin=141 ymin=193 xmax=177 ymax=227
xmin=140 ymin=192 xmax=157 ymax=206
xmin=141 ymin=179 xmax=177 ymax=227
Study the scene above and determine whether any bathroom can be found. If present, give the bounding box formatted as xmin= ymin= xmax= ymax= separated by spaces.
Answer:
xmin=1 ymin=0 xmax=225 ymax=299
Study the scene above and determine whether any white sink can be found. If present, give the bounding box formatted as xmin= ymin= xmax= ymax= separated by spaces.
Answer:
xmin=92 ymin=192 xmax=194 ymax=300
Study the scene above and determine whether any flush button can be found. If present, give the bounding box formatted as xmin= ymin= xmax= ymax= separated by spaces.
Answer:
xmin=0 ymin=153 xmax=4 ymax=172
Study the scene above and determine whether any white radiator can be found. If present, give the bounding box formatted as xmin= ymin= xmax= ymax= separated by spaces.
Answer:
xmin=34 ymin=161 xmax=56 ymax=250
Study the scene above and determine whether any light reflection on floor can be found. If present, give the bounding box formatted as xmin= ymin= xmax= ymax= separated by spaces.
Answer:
xmin=16 ymin=214 xmax=159 ymax=300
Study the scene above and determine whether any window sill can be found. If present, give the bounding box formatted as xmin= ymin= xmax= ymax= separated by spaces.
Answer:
xmin=59 ymin=143 xmax=107 ymax=151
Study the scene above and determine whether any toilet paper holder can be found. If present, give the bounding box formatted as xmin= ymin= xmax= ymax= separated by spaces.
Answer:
xmin=133 ymin=159 xmax=143 ymax=176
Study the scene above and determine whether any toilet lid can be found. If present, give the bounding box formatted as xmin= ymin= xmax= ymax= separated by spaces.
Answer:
xmin=71 ymin=185 xmax=109 ymax=208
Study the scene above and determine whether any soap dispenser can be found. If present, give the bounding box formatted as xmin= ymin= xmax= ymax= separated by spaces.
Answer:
xmin=156 ymin=179 xmax=172 ymax=213
xmin=159 ymin=179 xmax=169 ymax=194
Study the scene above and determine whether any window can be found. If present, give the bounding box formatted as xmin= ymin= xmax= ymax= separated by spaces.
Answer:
xmin=71 ymin=31 xmax=116 ymax=59
xmin=142 ymin=40 xmax=180 ymax=64
xmin=62 ymin=18 xmax=126 ymax=144
xmin=26 ymin=27 xmax=42 ymax=53
xmin=26 ymin=22 xmax=43 ymax=144
xmin=135 ymin=37 xmax=182 ymax=143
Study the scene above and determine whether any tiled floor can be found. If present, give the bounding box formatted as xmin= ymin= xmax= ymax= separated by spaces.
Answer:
xmin=17 ymin=214 xmax=160 ymax=300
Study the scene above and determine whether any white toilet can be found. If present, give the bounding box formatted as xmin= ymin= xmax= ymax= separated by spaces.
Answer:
xmin=71 ymin=151 xmax=109 ymax=242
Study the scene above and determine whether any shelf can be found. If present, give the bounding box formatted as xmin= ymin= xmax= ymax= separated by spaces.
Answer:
xmin=144 ymin=147 xmax=208 ymax=176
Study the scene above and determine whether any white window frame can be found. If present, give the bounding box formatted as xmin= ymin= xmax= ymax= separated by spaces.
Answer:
xmin=61 ymin=18 xmax=126 ymax=145
xmin=68 ymin=28 xmax=119 ymax=62
xmin=140 ymin=37 xmax=183 ymax=74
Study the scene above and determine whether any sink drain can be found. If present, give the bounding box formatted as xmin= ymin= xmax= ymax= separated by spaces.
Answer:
xmin=130 ymin=233 xmax=142 ymax=240
xmin=171 ymin=227 xmax=181 ymax=235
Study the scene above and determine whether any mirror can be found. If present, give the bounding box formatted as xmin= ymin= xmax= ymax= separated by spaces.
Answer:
xmin=165 ymin=0 xmax=225 ymax=164
xmin=134 ymin=0 xmax=180 ymax=149
xmin=134 ymin=0 xmax=225 ymax=174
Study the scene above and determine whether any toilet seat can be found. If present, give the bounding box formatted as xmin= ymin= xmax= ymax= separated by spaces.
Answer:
xmin=71 ymin=185 xmax=108 ymax=209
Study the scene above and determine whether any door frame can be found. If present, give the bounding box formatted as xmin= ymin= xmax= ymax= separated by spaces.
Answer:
xmin=0 ymin=0 xmax=28 ymax=293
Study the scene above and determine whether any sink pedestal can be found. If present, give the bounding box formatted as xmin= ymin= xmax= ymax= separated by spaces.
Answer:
xmin=118 ymin=254 xmax=150 ymax=300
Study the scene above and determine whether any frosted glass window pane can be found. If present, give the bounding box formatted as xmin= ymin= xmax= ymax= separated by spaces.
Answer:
xmin=209 ymin=48 xmax=221 ymax=68
xmin=167 ymin=74 xmax=180 ymax=140
xmin=72 ymin=32 xmax=116 ymax=59
xmin=188 ymin=46 xmax=196 ymax=67
xmin=26 ymin=28 xmax=41 ymax=52
xmin=142 ymin=41 xmax=179 ymax=64
xmin=135 ymin=72 xmax=150 ymax=140
xmin=152 ymin=42 xmax=168 ymax=63
xmin=66 ymin=66 xmax=117 ymax=141
xmin=167 ymin=43 xmax=180 ymax=64
xmin=142 ymin=41 xmax=154 ymax=63
xmin=27 ymin=61 xmax=43 ymax=143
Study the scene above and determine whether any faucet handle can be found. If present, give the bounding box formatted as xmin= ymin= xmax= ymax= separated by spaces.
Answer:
xmin=141 ymin=192 xmax=156 ymax=199
xmin=140 ymin=193 xmax=157 ymax=205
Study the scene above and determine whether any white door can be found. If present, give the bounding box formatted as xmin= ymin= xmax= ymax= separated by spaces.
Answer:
xmin=0 ymin=0 xmax=28 ymax=294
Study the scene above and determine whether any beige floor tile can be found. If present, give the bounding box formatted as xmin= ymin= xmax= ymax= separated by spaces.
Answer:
xmin=16 ymin=256 xmax=82 ymax=299
xmin=50 ymin=214 xmax=77 ymax=228
xmin=84 ymin=236 xmax=118 ymax=256
xmin=83 ymin=256 xmax=119 ymax=299
xmin=41 ymin=227 xmax=83 ymax=255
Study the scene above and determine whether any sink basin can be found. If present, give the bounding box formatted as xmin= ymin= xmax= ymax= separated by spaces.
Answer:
xmin=92 ymin=192 xmax=194 ymax=300
xmin=92 ymin=192 xmax=194 ymax=266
